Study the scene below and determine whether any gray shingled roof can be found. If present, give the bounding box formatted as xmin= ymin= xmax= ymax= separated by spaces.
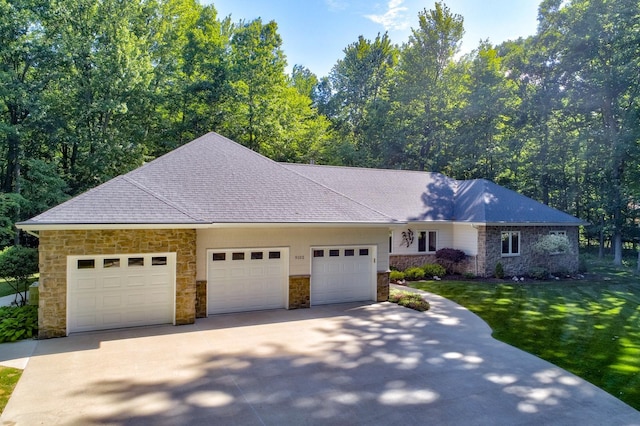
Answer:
xmin=21 ymin=133 xmax=395 ymax=225
xmin=19 ymin=132 xmax=583 ymax=227
xmin=283 ymin=163 xmax=584 ymax=225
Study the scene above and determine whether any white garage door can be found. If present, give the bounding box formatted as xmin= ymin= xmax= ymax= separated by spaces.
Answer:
xmin=207 ymin=248 xmax=288 ymax=315
xmin=311 ymin=246 xmax=375 ymax=305
xmin=67 ymin=253 xmax=176 ymax=334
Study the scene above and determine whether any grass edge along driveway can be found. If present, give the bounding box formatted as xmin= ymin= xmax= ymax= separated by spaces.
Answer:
xmin=410 ymin=260 xmax=640 ymax=411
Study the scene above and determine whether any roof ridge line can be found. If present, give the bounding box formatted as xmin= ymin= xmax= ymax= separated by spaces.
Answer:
xmin=283 ymin=164 xmax=398 ymax=222
xmin=121 ymin=176 xmax=205 ymax=223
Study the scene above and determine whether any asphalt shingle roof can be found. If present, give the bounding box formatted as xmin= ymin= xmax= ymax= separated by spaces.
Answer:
xmin=20 ymin=132 xmax=583 ymax=227
xmin=21 ymin=133 xmax=394 ymax=225
xmin=283 ymin=163 xmax=584 ymax=225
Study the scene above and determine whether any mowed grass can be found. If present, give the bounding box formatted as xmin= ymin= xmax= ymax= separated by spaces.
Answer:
xmin=0 ymin=277 xmax=38 ymax=299
xmin=0 ymin=366 xmax=22 ymax=414
xmin=410 ymin=255 xmax=640 ymax=410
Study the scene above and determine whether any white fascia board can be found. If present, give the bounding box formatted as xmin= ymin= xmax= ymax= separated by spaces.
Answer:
xmin=17 ymin=221 xmax=402 ymax=232
xmin=204 ymin=222 xmax=400 ymax=229
xmin=16 ymin=223 xmax=211 ymax=232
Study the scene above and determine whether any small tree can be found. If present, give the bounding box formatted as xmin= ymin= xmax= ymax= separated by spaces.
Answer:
xmin=0 ymin=246 xmax=39 ymax=306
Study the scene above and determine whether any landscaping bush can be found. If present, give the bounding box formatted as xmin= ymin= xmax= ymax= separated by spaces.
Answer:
xmin=422 ymin=263 xmax=446 ymax=278
xmin=436 ymin=248 xmax=466 ymax=263
xmin=529 ymin=267 xmax=549 ymax=280
xmin=389 ymin=270 xmax=405 ymax=282
xmin=0 ymin=246 xmax=39 ymax=307
xmin=436 ymin=248 xmax=466 ymax=274
xmin=463 ymin=272 xmax=476 ymax=279
xmin=495 ymin=262 xmax=504 ymax=279
xmin=388 ymin=289 xmax=430 ymax=312
xmin=0 ymin=305 xmax=38 ymax=343
xmin=404 ymin=267 xmax=425 ymax=281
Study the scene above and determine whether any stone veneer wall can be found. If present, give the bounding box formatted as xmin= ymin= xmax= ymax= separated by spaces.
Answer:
xmin=288 ymin=275 xmax=311 ymax=309
xmin=377 ymin=271 xmax=390 ymax=301
xmin=478 ymin=225 xmax=580 ymax=277
xmin=38 ymin=229 xmax=197 ymax=338
xmin=195 ymin=280 xmax=207 ymax=318
xmin=389 ymin=255 xmax=476 ymax=276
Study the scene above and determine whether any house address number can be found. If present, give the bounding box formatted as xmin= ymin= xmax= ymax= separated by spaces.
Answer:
xmin=295 ymin=255 xmax=305 ymax=260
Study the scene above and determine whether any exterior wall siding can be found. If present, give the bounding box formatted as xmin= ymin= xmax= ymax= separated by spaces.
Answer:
xmin=196 ymin=227 xmax=389 ymax=280
xmin=479 ymin=226 xmax=580 ymax=277
xmin=38 ymin=229 xmax=197 ymax=338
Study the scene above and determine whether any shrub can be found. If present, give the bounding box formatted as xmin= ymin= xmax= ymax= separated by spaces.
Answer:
xmin=529 ymin=267 xmax=549 ymax=280
xmin=436 ymin=248 xmax=466 ymax=263
xmin=495 ymin=262 xmax=504 ymax=279
xmin=389 ymin=270 xmax=405 ymax=282
xmin=463 ymin=272 xmax=476 ymax=279
xmin=578 ymin=257 xmax=588 ymax=273
xmin=422 ymin=263 xmax=446 ymax=278
xmin=388 ymin=289 xmax=430 ymax=312
xmin=0 ymin=305 xmax=38 ymax=343
xmin=531 ymin=234 xmax=572 ymax=255
xmin=0 ymin=246 xmax=39 ymax=306
xmin=404 ymin=267 xmax=425 ymax=281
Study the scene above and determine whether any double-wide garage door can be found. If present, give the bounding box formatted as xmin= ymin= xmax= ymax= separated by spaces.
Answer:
xmin=207 ymin=248 xmax=288 ymax=314
xmin=67 ymin=253 xmax=175 ymax=334
xmin=311 ymin=246 xmax=375 ymax=305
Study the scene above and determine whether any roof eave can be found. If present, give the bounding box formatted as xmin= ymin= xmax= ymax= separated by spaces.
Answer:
xmin=17 ymin=220 xmax=402 ymax=232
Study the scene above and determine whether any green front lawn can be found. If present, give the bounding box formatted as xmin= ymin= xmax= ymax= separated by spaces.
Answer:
xmin=410 ymin=255 xmax=640 ymax=410
xmin=0 ymin=277 xmax=37 ymax=299
xmin=0 ymin=366 xmax=22 ymax=414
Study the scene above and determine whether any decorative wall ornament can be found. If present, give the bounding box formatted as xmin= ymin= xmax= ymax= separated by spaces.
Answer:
xmin=401 ymin=229 xmax=414 ymax=248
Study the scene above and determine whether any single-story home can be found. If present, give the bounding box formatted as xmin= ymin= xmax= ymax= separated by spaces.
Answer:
xmin=18 ymin=132 xmax=584 ymax=338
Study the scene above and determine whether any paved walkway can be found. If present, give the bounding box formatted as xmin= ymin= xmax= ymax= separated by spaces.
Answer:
xmin=1 ymin=287 xmax=639 ymax=425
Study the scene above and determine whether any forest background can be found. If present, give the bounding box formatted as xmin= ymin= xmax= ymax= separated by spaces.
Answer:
xmin=1 ymin=0 xmax=639 ymax=265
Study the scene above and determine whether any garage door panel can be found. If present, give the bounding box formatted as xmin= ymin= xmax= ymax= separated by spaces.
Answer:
xmin=68 ymin=253 xmax=175 ymax=334
xmin=208 ymin=248 xmax=287 ymax=315
xmin=312 ymin=246 xmax=375 ymax=305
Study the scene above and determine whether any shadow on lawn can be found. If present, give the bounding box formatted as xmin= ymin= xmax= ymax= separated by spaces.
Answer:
xmin=412 ymin=277 xmax=640 ymax=411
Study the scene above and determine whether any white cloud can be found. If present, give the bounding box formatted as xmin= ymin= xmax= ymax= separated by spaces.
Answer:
xmin=325 ymin=0 xmax=348 ymax=12
xmin=365 ymin=0 xmax=410 ymax=31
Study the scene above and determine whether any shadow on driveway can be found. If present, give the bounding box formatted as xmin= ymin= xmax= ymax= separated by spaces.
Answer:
xmin=2 ymin=293 xmax=639 ymax=425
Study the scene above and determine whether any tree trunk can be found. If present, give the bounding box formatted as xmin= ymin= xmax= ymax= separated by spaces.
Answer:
xmin=613 ymin=231 xmax=622 ymax=266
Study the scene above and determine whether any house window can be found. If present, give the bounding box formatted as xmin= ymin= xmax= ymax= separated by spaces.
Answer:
xmin=251 ymin=252 xmax=263 ymax=260
xmin=345 ymin=249 xmax=355 ymax=256
xmin=329 ymin=249 xmax=340 ymax=257
xmin=313 ymin=250 xmax=324 ymax=258
xmin=103 ymin=258 xmax=120 ymax=268
xmin=212 ymin=253 xmax=226 ymax=261
xmin=549 ymin=230 xmax=566 ymax=237
xmin=268 ymin=251 xmax=281 ymax=259
xmin=152 ymin=256 xmax=167 ymax=266
xmin=77 ymin=259 xmax=95 ymax=269
xmin=232 ymin=252 xmax=245 ymax=260
xmin=389 ymin=232 xmax=393 ymax=254
xmin=128 ymin=257 xmax=144 ymax=267
xmin=359 ymin=248 xmax=369 ymax=256
xmin=418 ymin=231 xmax=437 ymax=253
xmin=501 ymin=231 xmax=520 ymax=256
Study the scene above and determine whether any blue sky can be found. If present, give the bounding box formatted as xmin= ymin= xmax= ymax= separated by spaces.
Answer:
xmin=206 ymin=0 xmax=541 ymax=78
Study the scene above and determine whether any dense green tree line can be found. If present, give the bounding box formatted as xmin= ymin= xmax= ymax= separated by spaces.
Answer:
xmin=1 ymin=0 xmax=638 ymax=263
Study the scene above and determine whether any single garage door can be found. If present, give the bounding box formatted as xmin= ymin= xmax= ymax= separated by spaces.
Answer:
xmin=67 ymin=253 xmax=176 ymax=334
xmin=311 ymin=246 xmax=376 ymax=305
xmin=207 ymin=248 xmax=288 ymax=315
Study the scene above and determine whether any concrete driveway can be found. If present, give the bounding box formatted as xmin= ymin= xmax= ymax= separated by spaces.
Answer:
xmin=2 ymin=288 xmax=639 ymax=425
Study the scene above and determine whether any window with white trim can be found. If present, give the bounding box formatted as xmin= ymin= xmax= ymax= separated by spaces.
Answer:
xmin=501 ymin=231 xmax=520 ymax=256
xmin=418 ymin=231 xmax=437 ymax=253
xmin=549 ymin=230 xmax=566 ymax=236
